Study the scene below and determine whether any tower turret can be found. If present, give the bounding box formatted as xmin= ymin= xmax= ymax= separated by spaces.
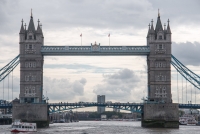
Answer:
xmin=166 ymin=19 xmax=172 ymax=41
xmin=149 ymin=19 xmax=155 ymax=42
xmin=155 ymin=11 xmax=164 ymax=40
xmin=19 ymin=19 xmax=25 ymax=42
xmin=146 ymin=23 xmax=150 ymax=45
xmin=27 ymin=12 xmax=36 ymax=40
xmin=36 ymin=19 xmax=44 ymax=43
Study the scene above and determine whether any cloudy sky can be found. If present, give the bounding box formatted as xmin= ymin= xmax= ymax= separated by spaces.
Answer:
xmin=0 ymin=0 xmax=200 ymax=111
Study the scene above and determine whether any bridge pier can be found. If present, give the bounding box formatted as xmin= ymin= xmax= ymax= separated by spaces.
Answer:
xmin=12 ymin=100 xmax=49 ymax=128
xmin=142 ymin=103 xmax=179 ymax=128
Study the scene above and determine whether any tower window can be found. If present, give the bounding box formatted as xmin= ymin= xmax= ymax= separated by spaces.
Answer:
xmin=29 ymin=44 xmax=32 ymax=49
xmin=159 ymin=44 xmax=163 ymax=49
xmin=159 ymin=35 xmax=162 ymax=40
xmin=25 ymin=76 xmax=29 ymax=81
xmin=29 ymin=35 xmax=32 ymax=40
xmin=25 ymin=63 xmax=28 ymax=67
xmin=159 ymin=63 xmax=162 ymax=67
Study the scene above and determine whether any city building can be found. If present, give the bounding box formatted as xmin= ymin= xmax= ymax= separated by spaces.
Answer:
xmin=97 ymin=95 xmax=105 ymax=113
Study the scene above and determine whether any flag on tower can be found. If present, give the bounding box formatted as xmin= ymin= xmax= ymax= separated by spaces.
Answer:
xmin=108 ymin=33 xmax=110 ymax=37
xmin=80 ymin=33 xmax=82 ymax=37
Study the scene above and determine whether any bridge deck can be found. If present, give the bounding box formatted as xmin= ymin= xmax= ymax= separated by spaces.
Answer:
xmin=1 ymin=103 xmax=199 ymax=113
xmin=41 ymin=46 xmax=150 ymax=56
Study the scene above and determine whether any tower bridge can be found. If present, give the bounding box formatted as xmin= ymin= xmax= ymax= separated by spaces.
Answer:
xmin=0 ymin=12 xmax=200 ymax=128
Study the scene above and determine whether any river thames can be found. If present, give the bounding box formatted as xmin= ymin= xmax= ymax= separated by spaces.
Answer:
xmin=1 ymin=121 xmax=200 ymax=134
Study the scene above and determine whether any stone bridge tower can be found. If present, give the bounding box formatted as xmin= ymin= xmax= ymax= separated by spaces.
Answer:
xmin=142 ymin=12 xmax=179 ymax=128
xmin=147 ymin=12 xmax=172 ymax=103
xmin=19 ymin=13 xmax=44 ymax=103
xmin=13 ymin=13 xmax=48 ymax=127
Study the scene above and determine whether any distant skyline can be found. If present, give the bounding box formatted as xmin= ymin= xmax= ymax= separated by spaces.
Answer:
xmin=0 ymin=0 xmax=200 ymax=111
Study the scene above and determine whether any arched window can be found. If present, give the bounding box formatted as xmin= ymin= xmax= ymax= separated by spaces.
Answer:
xmin=29 ymin=35 xmax=32 ymax=40
xmin=33 ymin=62 xmax=36 ymax=67
xmin=159 ymin=63 xmax=162 ymax=67
xmin=29 ymin=63 xmax=32 ymax=67
xmin=25 ymin=76 xmax=29 ymax=81
xmin=155 ymin=63 xmax=158 ymax=67
xmin=159 ymin=44 xmax=163 ymax=49
xmin=29 ymin=44 xmax=32 ymax=49
xmin=32 ymin=87 xmax=35 ymax=94
xmin=25 ymin=87 xmax=28 ymax=94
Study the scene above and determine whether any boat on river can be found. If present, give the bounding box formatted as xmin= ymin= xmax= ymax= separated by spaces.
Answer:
xmin=11 ymin=119 xmax=37 ymax=132
xmin=179 ymin=114 xmax=197 ymax=125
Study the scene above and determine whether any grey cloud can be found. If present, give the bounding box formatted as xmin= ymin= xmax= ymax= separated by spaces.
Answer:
xmin=172 ymin=41 xmax=200 ymax=66
xmin=0 ymin=0 xmax=199 ymax=36
xmin=93 ymin=68 xmax=140 ymax=102
xmin=79 ymin=78 xmax=87 ymax=85
xmin=104 ymin=68 xmax=134 ymax=79
xmin=44 ymin=63 xmax=99 ymax=70
xmin=44 ymin=77 xmax=87 ymax=102
xmin=43 ymin=63 xmax=122 ymax=74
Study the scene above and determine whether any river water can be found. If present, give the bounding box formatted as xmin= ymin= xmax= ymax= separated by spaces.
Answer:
xmin=1 ymin=121 xmax=200 ymax=134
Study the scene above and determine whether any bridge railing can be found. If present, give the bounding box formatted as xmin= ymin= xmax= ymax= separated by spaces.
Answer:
xmin=48 ymin=102 xmax=144 ymax=106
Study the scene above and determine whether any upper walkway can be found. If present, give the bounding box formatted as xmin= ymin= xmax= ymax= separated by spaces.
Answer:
xmin=41 ymin=46 xmax=150 ymax=56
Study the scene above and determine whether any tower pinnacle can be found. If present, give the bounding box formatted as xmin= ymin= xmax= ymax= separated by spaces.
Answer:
xmin=19 ymin=19 xmax=25 ymax=34
xmin=158 ymin=9 xmax=160 ymax=17
xmin=167 ymin=19 xmax=171 ymax=34
xmin=31 ymin=8 xmax=33 ymax=18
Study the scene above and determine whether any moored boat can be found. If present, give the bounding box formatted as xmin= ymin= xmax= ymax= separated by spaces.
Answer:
xmin=11 ymin=119 xmax=37 ymax=132
xmin=179 ymin=114 xmax=197 ymax=125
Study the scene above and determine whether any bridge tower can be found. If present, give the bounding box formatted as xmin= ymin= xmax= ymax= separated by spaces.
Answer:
xmin=19 ymin=13 xmax=44 ymax=103
xmin=147 ymin=12 xmax=172 ymax=103
xmin=12 ymin=12 xmax=49 ymax=128
xmin=142 ymin=12 xmax=179 ymax=128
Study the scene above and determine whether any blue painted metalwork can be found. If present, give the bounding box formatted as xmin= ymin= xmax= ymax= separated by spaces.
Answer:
xmin=48 ymin=102 xmax=143 ymax=113
xmin=41 ymin=45 xmax=150 ymax=56
xmin=179 ymin=104 xmax=200 ymax=109
xmin=0 ymin=55 xmax=19 ymax=82
xmin=171 ymin=54 xmax=200 ymax=90
xmin=0 ymin=103 xmax=12 ymax=109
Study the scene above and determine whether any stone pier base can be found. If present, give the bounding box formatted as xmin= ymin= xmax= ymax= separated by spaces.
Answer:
xmin=142 ymin=103 xmax=179 ymax=128
xmin=12 ymin=103 xmax=49 ymax=128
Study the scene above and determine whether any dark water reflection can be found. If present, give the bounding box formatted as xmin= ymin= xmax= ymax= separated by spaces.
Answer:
xmin=1 ymin=121 xmax=200 ymax=134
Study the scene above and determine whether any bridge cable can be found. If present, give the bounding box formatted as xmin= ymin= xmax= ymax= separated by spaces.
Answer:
xmin=195 ymin=85 xmax=196 ymax=104
xmin=182 ymin=76 xmax=183 ymax=104
xmin=177 ymin=71 xmax=179 ymax=103
xmin=12 ymin=71 xmax=13 ymax=101
xmin=3 ymin=80 xmax=4 ymax=100
xmin=186 ymin=79 xmax=187 ymax=104
xmin=171 ymin=55 xmax=200 ymax=89
xmin=8 ymin=74 xmax=9 ymax=102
